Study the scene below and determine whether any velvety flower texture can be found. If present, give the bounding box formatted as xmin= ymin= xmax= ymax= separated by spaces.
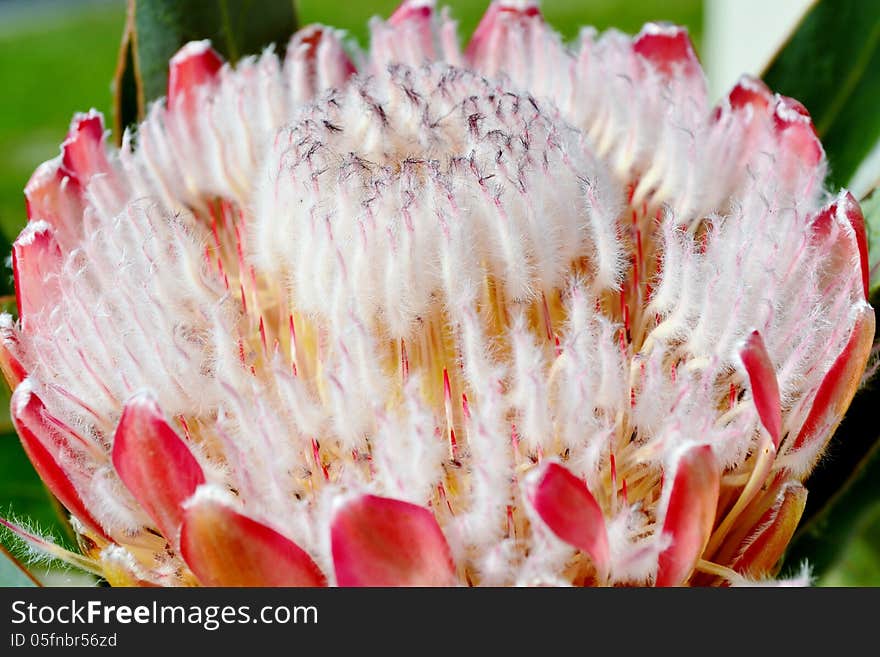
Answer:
xmin=2 ymin=0 xmax=873 ymax=587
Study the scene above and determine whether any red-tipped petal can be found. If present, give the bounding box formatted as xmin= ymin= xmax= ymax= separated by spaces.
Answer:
xmin=390 ymin=0 xmax=434 ymax=25
xmin=167 ymin=40 xmax=224 ymax=110
xmin=60 ymin=110 xmax=109 ymax=185
xmin=728 ymin=75 xmax=773 ymax=113
xmin=286 ymin=25 xmax=356 ymax=101
xmin=731 ymin=482 xmax=807 ymax=577
xmin=633 ymin=23 xmax=700 ymax=78
xmin=811 ymin=197 xmax=837 ymax=240
xmin=384 ymin=0 xmax=438 ymax=62
xmin=773 ymin=96 xmax=823 ymax=169
xmin=811 ymin=191 xmax=870 ymax=300
xmin=740 ymin=330 xmax=782 ymax=448
xmin=11 ymin=383 xmax=107 ymax=539
xmin=526 ymin=462 xmax=610 ymax=579
xmin=465 ymin=0 xmax=542 ymax=67
xmin=839 ymin=191 xmax=869 ymax=300
xmin=112 ymin=392 xmax=205 ymax=543
xmin=791 ymin=304 xmax=875 ymax=453
xmin=12 ymin=221 xmax=63 ymax=332
xmin=656 ymin=445 xmax=720 ymax=587
xmin=23 ymin=159 xmax=82 ymax=240
xmin=180 ymin=490 xmax=326 ymax=587
xmin=331 ymin=494 xmax=455 ymax=586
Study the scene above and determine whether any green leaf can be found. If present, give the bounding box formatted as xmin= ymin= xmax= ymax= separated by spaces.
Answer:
xmin=762 ymin=0 xmax=880 ymax=195
xmin=819 ymin=500 xmax=880 ymax=585
xmin=114 ymin=0 xmax=298 ymax=134
xmin=0 ymin=542 xmax=38 ymax=586
xmin=113 ymin=10 xmax=141 ymax=143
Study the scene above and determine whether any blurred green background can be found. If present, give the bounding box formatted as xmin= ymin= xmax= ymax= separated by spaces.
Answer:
xmin=0 ymin=0 xmax=877 ymax=586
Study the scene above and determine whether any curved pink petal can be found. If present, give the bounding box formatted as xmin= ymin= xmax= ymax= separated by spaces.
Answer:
xmin=167 ymin=40 xmax=224 ymax=111
xmin=180 ymin=490 xmax=326 ymax=587
xmin=286 ymin=25 xmax=356 ymax=103
xmin=11 ymin=384 xmax=107 ymax=540
xmin=525 ymin=461 xmax=609 ymax=580
xmin=811 ymin=191 xmax=869 ymax=300
xmin=12 ymin=221 xmax=63 ymax=332
xmin=465 ymin=0 xmax=542 ymax=74
xmin=331 ymin=494 xmax=455 ymax=587
xmin=791 ymin=303 xmax=875 ymax=453
xmin=727 ymin=75 xmax=773 ymax=113
xmin=60 ymin=110 xmax=110 ymax=186
xmin=390 ymin=0 xmax=433 ymax=23
xmin=377 ymin=0 xmax=438 ymax=65
xmin=23 ymin=159 xmax=82 ymax=244
xmin=656 ymin=445 xmax=720 ymax=587
xmin=370 ymin=0 xmax=463 ymax=70
xmin=740 ymin=330 xmax=782 ymax=448
xmin=773 ymin=96 xmax=823 ymax=171
xmin=633 ymin=23 xmax=700 ymax=78
xmin=839 ymin=191 xmax=870 ymax=301
xmin=112 ymin=392 xmax=205 ymax=544
xmin=390 ymin=0 xmax=434 ymax=34
xmin=816 ymin=191 xmax=869 ymax=301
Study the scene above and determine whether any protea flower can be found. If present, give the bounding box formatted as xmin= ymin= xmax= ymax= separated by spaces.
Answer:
xmin=1 ymin=0 xmax=872 ymax=588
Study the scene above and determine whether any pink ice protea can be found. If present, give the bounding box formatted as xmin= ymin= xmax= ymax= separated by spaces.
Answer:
xmin=2 ymin=0 xmax=873 ymax=587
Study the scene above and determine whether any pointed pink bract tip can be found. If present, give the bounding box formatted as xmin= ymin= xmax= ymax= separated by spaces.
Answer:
xmin=168 ymin=40 xmax=224 ymax=109
xmin=728 ymin=75 xmax=773 ymax=112
xmin=656 ymin=445 xmax=720 ymax=587
xmin=390 ymin=0 xmax=435 ymax=25
xmin=112 ymin=392 xmax=205 ymax=544
xmin=23 ymin=157 xmax=84 ymax=240
xmin=740 ymin=330 xmax=782 ymax=448
xmin=287 ymin=24 xmax=356 ymax=95
xmin=466 ymin=0 xmax=542 ymax=63
xmin=60 ymin=110 xmax=107 ymax=185
xmin=526 ymin=461 xmax=610 ymax=581
xmin=633 ymin=23 xmax=699 ymax=77
xmin=839 ymin=191 xmax=870 ymax=300
xmin=12 ymin=221 xmax=63 ymax=331
xmin=331 ymin=494 xmax=456 ymax=586
xmin=773 ymin=96 xmax=823 ymax=167
xmin=810 ymin=191 xmax=869 ymax=300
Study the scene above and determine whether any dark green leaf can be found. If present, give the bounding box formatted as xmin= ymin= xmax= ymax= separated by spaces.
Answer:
xmin=113 ymin=9 xmax=142 ymax=144
xmin=819 ymin=502 xmax=880 ymax=585
xmin=114 ymin=0 xmax=298 ymax=131
xmin=762 ymin=0 xmax=880 ymax=194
